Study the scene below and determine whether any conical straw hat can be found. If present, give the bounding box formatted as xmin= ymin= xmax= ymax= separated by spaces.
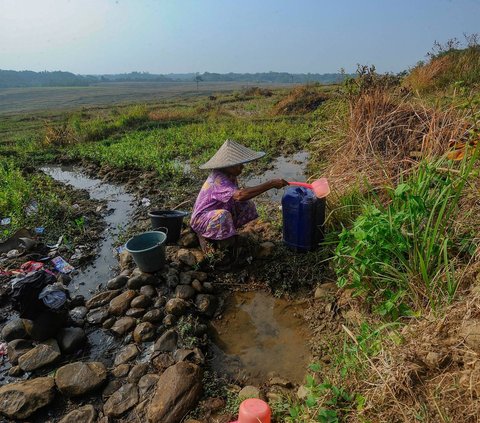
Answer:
xmin=199 ymin=139 xmax=265 ymax=170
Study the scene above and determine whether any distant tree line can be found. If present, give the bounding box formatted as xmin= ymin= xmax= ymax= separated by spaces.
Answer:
xmin=0 ymin=69 xmax=350 ymax=88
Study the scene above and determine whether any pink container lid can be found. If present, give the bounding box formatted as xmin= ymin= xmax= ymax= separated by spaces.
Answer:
xmin=238 ymin=398 xmax=271 ymax=423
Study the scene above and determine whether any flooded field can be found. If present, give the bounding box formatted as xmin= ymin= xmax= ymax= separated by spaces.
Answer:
xmin=210 ymin=291 xmax=311 ymax=384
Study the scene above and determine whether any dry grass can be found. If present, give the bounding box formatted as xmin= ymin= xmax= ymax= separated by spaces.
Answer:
xmin=43 ymin=121 xmax=78 ymax=147
xmin=319 ymin=88 xmax=472 ymax=191
xmin=354 ymin=278 xmax=480 ymax=423
xmin=272 ymin=85 xmax=329 ymax=115
xmin=243 ymin=86 xmax=273 ymax=97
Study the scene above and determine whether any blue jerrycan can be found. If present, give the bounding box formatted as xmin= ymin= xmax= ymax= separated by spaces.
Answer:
xmin=282 ymin=186 xmax=326 ymax=251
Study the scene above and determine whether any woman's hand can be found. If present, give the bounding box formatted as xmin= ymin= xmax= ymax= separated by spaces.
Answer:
xmin=269 ymin=179 xmax=289 ymax=189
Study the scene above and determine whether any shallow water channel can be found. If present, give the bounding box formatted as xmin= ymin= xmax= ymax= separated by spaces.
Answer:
xmin=41 ymin=165 xmax=135 ymax=297
xmin=210 ymin=291 xmax=311 ymax=384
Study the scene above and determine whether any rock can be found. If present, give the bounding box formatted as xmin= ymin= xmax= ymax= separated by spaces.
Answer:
xmin=269 ymin=376 xmax=292 ymax=388
xmin=128 ymin=363 xmax=149 ymax=383
xmin=128 ymin=273 xmax=155 ymax=290
xmin=109 ymin=290 xmax=137 ymax=316
xmin=18 ymin=339 xmax=61 ymax=371
xmin=23 ymin=311 xmax=67 ymax=341
xmin=70 ymin=295 xmax=85 ymax=307
xmin=114 ymin=344 xmax=139 ymax=365
xmin=102 ymin=317 xmax=116 ymax=329
xmin=179 ymin=272 xmax=192 ymax=285
xmin=195 ymin=294 xmax=218 ymax=316
xmin=126 ymin=308 xmax=146 ymax=318
xmin=56 ymin=327 xmax=86 ymax=354
xmin=8 ymin=365 xmax=23 ymax=377
xmin=203 ymin=397 xmax=225 ymax=413
xmin=191 ymin=280 xmax=203 ymax=292
xmin=0 ymin=377 xmax=55 ymax=419
xmin=177 ymin=249 xmax=196 ymax=267
xmin=238 ymin=385 xmax=260 ymax=400
xmin=203 ymin=282 xmax=214 ymax=293
xmin=166 ymin=274 xmax=179 ymax=288
xmin=7 ymin=339 xmax=33 ymax=365
xmin=190 ymin=271 xmax=208 ymax=282
xmin=102 ymin=379 xmax=123 ymax=399
xmin=119 ymin=250 xmax=133 ymax=270
xmin=154 ymin=329 xmax=178 ymax=352
xmin=152 ymin=353 xmax=175 ymax=372
xmin=69 ymin=306 xmax=88 ymax=324
xmin=143 ymin=309 xmax=164 ymax=323
xmin=147 ymin=362 xmax=203 ymax=423
xmin=140 ymin=285 xmax=157 ymax=298
xmin=266 ymin=391 xmax=282 ymax=402
xmin=103 ymin=383 xmax=139 ymax=417
xmin=110 ymin=317 xmax=136 ymax=336
xmin=58 ymin=405 xmax=97 ymax=423
xmin=107 ymin=275 xmax=128 ymax=290
xmin=112 ymin=364 xmax=130 ymax=378
xmin=314 ymin=282 xmax=337 ymax=300
xmin=256 ymin=241 xmax=275 ymax=258
xmin=174 ymin=348 xmax=205 ymax=365
xmin=55 ymin=361 xmax=107 ymax=396
xmin=424 ymin=351 xmax=442 ymax=369
xmin=297 ymin=385 xmax=309 ymax=399
xmin=460 ymin=321 xmax=480 ymax=349
xmin=86 ymin=307 xmax=109 ymax=325
xmin=163 ymin=314 xmax=177 ymax=327
xmin=154 ymin=297 xmax=167 ymax=308
xmin=133 ymin=322 xmax=156 ymax=343
xmin=165 ymin=298 xmax=189 ymax=316
xmin=85 ymin=290 xmax=121 ymax=309
xmin=175 ymin=285 xmax=196 ymax=300
xmin=1 ymin=319 xmax=27 ymax=341
xmin=138 ymin=374 xmax=160 ymax=396
xmin=179 ymin=232 xmax=199 ymax=248
xmin=131 ymin=294 xmax=152 ymax=309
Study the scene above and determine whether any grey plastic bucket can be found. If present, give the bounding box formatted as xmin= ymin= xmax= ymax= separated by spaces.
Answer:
xmin=148 ymin=210 xmax=189 ymax=244
xmin=125 ymin=231 xmax=167 ymax=273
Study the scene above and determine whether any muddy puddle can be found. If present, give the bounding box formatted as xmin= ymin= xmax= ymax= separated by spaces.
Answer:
xmin=41 ymin=165 xmax=135 ymax=298
xmin=245 ymin=151 xmax=310 ymax=202
xmin=210 ymin=291 xmax=310 ymax=384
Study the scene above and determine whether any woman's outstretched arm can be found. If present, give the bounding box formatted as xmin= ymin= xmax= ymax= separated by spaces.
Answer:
xmin=233 ymin=179 xmax=288 ymax=201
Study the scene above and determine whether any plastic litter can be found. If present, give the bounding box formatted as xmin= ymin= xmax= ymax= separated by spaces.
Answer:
xmin=25 ymin=201 xmax=39 ymax=216
xmin=6 ymin=249 xmax=20 ymax=259
xmin=35 ymin=227 xmax=45 ymax=235
xmin=235 ymin=398 xmax=271 ymax=423
xmin=0 ymin=342 xmax=7 ymax=360
xmin=141 ymin=197 xmax=151 ymax=207
xmin=51 ymin=256 xmax=74 ymax=274
xmin=20 ymin=261 xmax=44 ymax=274
xmin=0 ymin=217 xmax=11 ymax=226
xmin=39 ymin=284 xmax=68 ymax=310
xmin=47 ymin=235 xmax=64 ymax=249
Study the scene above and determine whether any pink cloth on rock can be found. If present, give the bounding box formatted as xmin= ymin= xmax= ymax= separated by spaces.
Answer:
xmin=191 ymin=170 xmax=258 ymax=240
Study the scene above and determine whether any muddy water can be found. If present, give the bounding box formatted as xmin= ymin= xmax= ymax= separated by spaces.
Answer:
xmin=210 ymin=291 xmax=310 ymax=384
xmin=245 ymin=151 xmax=310 ymax=202
xmin=41 ymin=165 xmax=135 ymax=298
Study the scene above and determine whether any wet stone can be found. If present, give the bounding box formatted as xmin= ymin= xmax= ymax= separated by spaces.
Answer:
xmin=154 ymin=296 xmax=167 ymax=308
xmin=177 ymin=249 xmax=197 ymax=267
xmin=175 ymin=285 xmax=196 ymax=300
xmin=138 ymin=373 xmax=160 ymax=396
xmin=152 ymin=353 xmax=175 ymax=372
xmin=202 ymin=282 xmax=214 ymax=293
xmin=58 ymin=405 xmax=97 ymax=423
xmin=195 ymin=294 xmax=218 ymax=316
xmin=112 ymin=364 xmax=130 ymax=378
xmin=165 ymin=298 xmax=189 ymax=316
xmin=154 ymin=329 xmax=178 ymax=352
xmin=110 ymin=316 xmax=136 ymax=336
xmin=140 ymin=285 xmax=157 ymax=298
xmin=87 ymin=307 xmax=109 ymax=325
xmin=127 ymin=273 xmax=155 ymax=290
xmin=142 ymin=309 xmax=164 ymax=323
xmin=8 ymin=365 xmax=24 ymax=377
xmin=114 ymin=344 xmax=139 ymax=365
xmin=166 ymin=274 xmax=179 ymax=288
xmin=190 ymin=271 xmax=208 ymax=282
xmin=103 ymin=383 xmax=139 ymax=417
xmin=126 ymin=308 xmax=146 ymax=318
xmin=133 ymin=322 xmax=156 ymax=343
xmin=69 ymin=306 xmax=88 ymax=323
xmin=163 ymin=314 xmax=177 ymax=327
xmin=57 ymin=327 xmax=86 ymax=354
xmin=127 ymin=362 xmax=149 ymax=383
xmin=55 ymin=361 xmax=107 ymax=396
xmin=1 ymin=319 xmax=27 ymax=342
xmin=102 ymin=379 xmax=123 ymax=399
xmin=179 ymin=272 xmax=192 ymax=285
xmin=85 ymin=290 xmax=121 ymax=310
xmin=102 ymin=317 xmax=116 ymax=329
xmin=192 ymin=280 xmax=203 ymax=292
xmin=18 ymin=339 xmax=61 ymax=372
xmin=109 ymin=290 xmax=137 ymax=316
xmin=7 ymin=339 xmax=33 ymax=365
xmin=131 ymin=294 xmax=151 ymax=309
xmin=107 ymin=275 xmax=128 ymax=290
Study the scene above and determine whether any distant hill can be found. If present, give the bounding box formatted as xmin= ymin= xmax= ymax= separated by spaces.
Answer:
xmin=0 ymin=69 xmax=349 ymax=88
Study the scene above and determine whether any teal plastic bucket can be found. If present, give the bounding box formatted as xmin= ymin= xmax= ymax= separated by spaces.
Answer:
xmin=125 ymin=231 xmax=167 ymax=273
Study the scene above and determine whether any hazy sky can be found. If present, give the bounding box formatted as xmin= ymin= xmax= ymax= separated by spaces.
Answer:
xmin=1 ymin=0 xmax=479 ymax=74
